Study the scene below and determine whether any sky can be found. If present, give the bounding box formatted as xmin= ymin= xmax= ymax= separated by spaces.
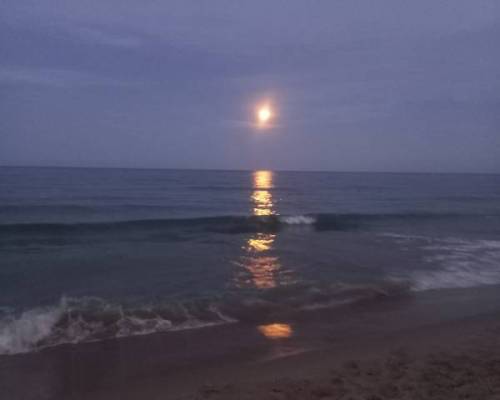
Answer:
xmin=1 ymin=1 xmax=499 ymax=172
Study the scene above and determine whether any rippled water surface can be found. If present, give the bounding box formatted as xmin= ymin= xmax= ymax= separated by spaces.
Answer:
xmin=1 ymin=167 xmax=500 ymax=353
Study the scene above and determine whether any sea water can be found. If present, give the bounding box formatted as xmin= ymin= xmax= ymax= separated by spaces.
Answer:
xmin=1 ymin=167 xmax=500 ymax=353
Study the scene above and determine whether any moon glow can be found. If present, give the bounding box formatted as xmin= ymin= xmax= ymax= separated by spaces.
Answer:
xmin=256 ymin=104 xmax=273 ymax=128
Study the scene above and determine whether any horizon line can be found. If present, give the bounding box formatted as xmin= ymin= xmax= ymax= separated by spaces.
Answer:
xmin=1 ymin=164 xmax=499 ymax=176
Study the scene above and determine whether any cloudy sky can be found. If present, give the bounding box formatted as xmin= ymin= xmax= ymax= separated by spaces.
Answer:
xmin=1 ymin=1 xmax=499 ymax=172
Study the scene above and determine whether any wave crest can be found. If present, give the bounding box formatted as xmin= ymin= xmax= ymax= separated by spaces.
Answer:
xmin=1 ymin=212 xmax=476 ymax=240
xmin=0 ymin=297 xmax=235 ymax=355
xmin=279 ymin=215 xmax=316 ymax=225
xmin=0 ymin=280 xmax=411 ymax=355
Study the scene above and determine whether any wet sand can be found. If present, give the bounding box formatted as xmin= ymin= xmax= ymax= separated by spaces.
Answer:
xmin=2 ymin=285 xmax=500 ymax=399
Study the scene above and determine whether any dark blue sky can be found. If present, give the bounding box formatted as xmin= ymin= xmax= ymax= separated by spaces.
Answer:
xmin=1 ymin=1 xmax=499 ymax=172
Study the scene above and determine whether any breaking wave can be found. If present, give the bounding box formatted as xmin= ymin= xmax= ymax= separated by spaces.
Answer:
xmin=0 ymin=281 xmax=410 ymax=355
xmin=0 ymin=211 xmax=477 ymax=236
xmin=0 ymin=297 xmax=236 ymax=355
xmin=280 ymin=215 xmax=316 ymax=225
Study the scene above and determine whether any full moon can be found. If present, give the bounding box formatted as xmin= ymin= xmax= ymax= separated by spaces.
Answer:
xmin=258 ymin=107 xmax=271 ymax=122
xmin=256 ymin=104 xmax=273 ymax=127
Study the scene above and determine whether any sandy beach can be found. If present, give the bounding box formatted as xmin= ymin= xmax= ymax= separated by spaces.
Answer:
xmin=183 ymin=313 xmax=500 ymax=400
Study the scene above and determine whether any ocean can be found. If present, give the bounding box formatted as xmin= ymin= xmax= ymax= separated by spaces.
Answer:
xmin=1 ymin=166 xmax=500 ymax=354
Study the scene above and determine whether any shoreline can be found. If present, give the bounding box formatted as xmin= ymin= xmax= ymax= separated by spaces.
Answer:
xmin=1 ymin=285 xmax=500 ymax=399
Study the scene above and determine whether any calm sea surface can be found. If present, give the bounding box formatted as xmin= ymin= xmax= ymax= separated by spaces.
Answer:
xmin=1 ymin=167 xmax=500 ymax=353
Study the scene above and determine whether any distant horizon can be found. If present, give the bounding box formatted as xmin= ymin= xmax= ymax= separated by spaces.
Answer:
xmin=2 ymin=163 xmax=499 ymax=176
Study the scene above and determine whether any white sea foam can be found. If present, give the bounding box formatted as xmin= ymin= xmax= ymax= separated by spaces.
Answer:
xmin=413 ymin=239 xmax=500 ymax=291
xmin=0 ymin=297 xmax=237 ymax=355
xmin=280 ymin=215 xmax=316 ymax=225
xmin=116 ymin=316 xmax=173 ymax=337
xmin=0 ymin=305 xmax=63 ymax=355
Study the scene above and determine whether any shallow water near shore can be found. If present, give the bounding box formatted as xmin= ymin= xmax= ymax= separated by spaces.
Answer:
xmin=1 ymin=167 xmax=500 ymax=355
